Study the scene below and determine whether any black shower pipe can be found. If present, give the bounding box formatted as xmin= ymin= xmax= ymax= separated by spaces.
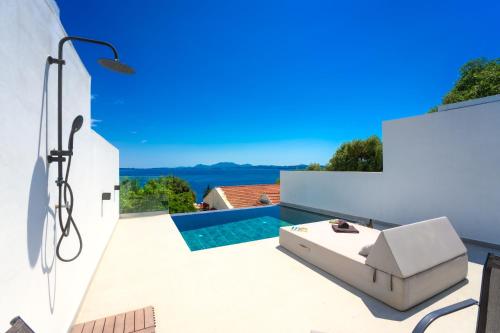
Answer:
xmin=46 ymin=36 xmax=125 ymax=262
xmin=47 ymin=36 xmax=120 ymax=171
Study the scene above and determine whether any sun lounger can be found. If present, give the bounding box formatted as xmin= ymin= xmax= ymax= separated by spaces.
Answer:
xmin=279 ymin=217 xmax=468 ymax=311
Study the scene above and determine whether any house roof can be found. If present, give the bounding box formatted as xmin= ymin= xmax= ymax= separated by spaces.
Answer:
xmin=219 ymin=184 xmax=280 ymax=208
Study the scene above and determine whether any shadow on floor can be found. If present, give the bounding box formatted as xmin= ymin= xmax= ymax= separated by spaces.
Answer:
xmin=276 ymin=245 xmax=469 ymax=322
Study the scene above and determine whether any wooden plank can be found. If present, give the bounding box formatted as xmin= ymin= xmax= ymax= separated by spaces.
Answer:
xmin=73 ymin=306 xmax=155 ymax=333
xmin=144 ymin=307 xmax=155 ymax=328
xmin=71 ymin=323 xmax=85 ymax=333
xmin=134 ymin=308 xmax=145 ymax=331
xmin=124 ymin=311 xmax=135 ymax=333
xmin=82 ymin=321 xmax=95 ymax=333
xmin=92 ymin=318 xmax=106 ymax=333
xmin=134 ymin=328 xmax=156 ymax=333
xmin=113 ymin=313 xmax=125 ymax=333
xmin=103 ymin=316 xmax=115 ymax=333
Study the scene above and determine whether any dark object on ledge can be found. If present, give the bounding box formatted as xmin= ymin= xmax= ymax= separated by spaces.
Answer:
xmin=332 ymin=221 xmax=359 ymax=233
xmin=412 ymin=253 xmax=500 ymax=333
xmin=5 ymin=317 xmax=35 ymax=333
xmin=114 ymin=185 xmax=120 ymax=191
xmin=102 ymin=192 xmax=112 ymax=201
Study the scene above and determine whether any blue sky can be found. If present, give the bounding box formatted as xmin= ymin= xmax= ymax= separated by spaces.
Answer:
xmin=58 ymin=0 xmax=499 ymax=168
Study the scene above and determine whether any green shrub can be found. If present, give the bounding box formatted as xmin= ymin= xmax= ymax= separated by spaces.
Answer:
xmin=120 ymin=176 xmax=196 ymax=214
xmin=305 ymin=163 xmax=322 ymax=171
xmin=325 ymin=135 xmax=382 ymax=172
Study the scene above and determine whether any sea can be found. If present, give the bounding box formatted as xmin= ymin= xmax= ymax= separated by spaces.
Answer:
xmin=120 ymin=165 xmax=305 ymax=202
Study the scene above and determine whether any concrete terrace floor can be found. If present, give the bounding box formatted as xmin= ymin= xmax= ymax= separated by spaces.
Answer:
xmin=75 ymin=213 xmax=489 ymax=333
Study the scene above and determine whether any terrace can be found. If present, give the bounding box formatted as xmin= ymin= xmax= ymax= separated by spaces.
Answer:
xmin=73 ymin=212 xmax=493 ymax=333
xmin=1 ymin=1 xmax=499 ymax=333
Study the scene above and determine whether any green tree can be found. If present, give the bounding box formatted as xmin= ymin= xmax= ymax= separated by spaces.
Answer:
xmin=325 ymin=135 xmax=383 ymax=172
xmin=203 ymin=184 xmax=212 ymax=198
xmin=168 ymin=192 xmax=197 ymax=214
xmin=306 ymin=163 xmax=322 ymax=171
xmin=429 ymin=58 xmax=500 ymax=113
xmin=119 ymin=176 xmax=196 ymax=214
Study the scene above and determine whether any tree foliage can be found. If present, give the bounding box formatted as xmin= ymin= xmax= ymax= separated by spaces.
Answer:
xmin=306 ymin=163 xmax=322 ymax=171
xmin=325 ymin=135 xmax=382 ymax=172
xmin=203 ymin=184 xmax=212 ymax=198
xmin=429 ymin=58 xmax=500 ymax=113
xmin=120 ymin=176 xmax=196 ymax=214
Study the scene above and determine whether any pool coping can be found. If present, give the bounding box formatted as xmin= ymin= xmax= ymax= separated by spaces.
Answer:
xmin=170 ymin=204 xmax=279 ymax=217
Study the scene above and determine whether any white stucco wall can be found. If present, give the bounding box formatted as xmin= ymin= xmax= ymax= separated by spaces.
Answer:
xmin=203 ymin=187 xmax=233 ymax=210
xmin=281 ymin=96 xmax=500 ymax=246
xmin=0 ymin=1 xmax=119 ymax=332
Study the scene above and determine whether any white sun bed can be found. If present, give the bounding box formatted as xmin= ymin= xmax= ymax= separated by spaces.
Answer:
xmin=279 ymin=217 xmax=468 ymax=311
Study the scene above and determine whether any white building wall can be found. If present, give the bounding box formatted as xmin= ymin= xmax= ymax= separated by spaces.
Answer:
xmin=203 ymin=187 xmax=233 ymax=210
xmin=0 ymin=1 xmax=119 ymax=332
xmin=281 ymin=96 xmax=500 ymax=246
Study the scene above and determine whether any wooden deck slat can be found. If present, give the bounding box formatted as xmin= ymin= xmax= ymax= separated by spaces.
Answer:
xmin=82 ymin=321 xmax=95 ymax=333
xmin=114 ymin=313 xmax=125 ymax=333
xmin=124 ymin=311 xmax=135 ymax=333
xmin=134 ymin=309 xmax=145 ymax=331
xmin=144 ymin=307 xmax=154 ymax=328
xmin=103 ymin=316 xmax=115 ymax=333
xmin=134 ymin=328 xmax=155 ymax=333
xmin=73 ymin=307 xmax=155 ymax=333
xmin=92 ymin=318 xmax=106 ymax=333
xmin=71 ymin=323 xmax=85 ymax=333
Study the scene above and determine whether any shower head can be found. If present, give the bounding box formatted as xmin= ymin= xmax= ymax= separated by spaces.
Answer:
xmin=98 ymin=58 xmax=135 ymax=74
xmin=68 ymin=115 xmax=84 ymax=151
xmin=71 ymin=115 xmax=84 ymax=133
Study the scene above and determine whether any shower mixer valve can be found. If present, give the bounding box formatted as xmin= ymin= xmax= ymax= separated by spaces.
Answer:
xmin=47 ymin=149 xmax=73 ymax=163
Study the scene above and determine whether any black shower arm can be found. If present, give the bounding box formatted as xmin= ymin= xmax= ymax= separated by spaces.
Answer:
xmin=47 ymin=36 xmax=119 ymax=181
xmin=48 ymin=36 xmax=120 ymax=64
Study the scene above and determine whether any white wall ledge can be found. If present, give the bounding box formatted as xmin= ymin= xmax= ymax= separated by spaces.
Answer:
xmin=438 ymin=94 xmax=500 ymax=112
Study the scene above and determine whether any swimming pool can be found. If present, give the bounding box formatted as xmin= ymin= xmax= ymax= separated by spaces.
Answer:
xmin=171 ymin=205 xmax=335 ymax=251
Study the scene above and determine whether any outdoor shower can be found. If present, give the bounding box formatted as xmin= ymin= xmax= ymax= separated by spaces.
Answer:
xmin=47 ymin=36 xmax=134 ymax=262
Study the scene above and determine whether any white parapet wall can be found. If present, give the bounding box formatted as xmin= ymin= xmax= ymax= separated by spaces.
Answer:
xmin=0 ymin=1 xmax=119 ymax=332
xmin=281 ymin=95 xmax=500 ymax=246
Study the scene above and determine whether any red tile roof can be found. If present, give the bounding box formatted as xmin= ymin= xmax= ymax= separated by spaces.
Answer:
xmin=219 ymin=184 xmax=280 ymax=208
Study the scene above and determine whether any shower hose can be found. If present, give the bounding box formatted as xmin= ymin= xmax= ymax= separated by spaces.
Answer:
xmin=55 ymin=153 xmax=83 ymax=262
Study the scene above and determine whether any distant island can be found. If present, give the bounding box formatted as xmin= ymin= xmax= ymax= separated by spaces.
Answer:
xmin=121 ymin=162 xmax=307 ymax=172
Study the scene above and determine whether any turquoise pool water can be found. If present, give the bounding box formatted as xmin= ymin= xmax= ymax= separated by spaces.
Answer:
xmin=171 ymin=205 xmax=334 ymax=251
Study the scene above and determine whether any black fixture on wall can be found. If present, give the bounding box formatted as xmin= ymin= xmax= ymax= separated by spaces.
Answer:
xmin=47 ymin=36 xmax=134 ymax=262
xmin=102 ymin=192 xmax=112 ymax=201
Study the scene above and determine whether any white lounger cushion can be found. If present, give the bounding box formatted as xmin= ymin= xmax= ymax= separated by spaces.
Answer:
xmin=358 ymin=244 xmax=373 ymax=257
xmin=365 ymin=217 xmax=467 ymax=278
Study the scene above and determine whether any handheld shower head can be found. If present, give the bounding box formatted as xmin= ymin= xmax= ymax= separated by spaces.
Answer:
xmin=98 ymin=58 xmax=135 ymax=74
xmin=72 ymin=115 xmax=84 ymax=133
xmin=68 ymin=115 xmax=84 ymax=151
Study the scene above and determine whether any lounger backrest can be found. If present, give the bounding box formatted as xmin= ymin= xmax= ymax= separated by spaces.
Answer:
xmin=365 ymin=217 xmax=467 ymax=278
